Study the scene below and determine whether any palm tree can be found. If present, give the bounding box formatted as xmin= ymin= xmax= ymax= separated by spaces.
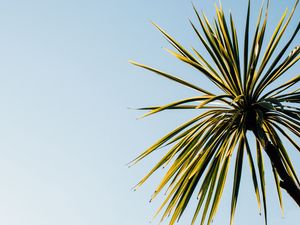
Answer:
xmin=130 ymin=1 xmax=300 ymax=225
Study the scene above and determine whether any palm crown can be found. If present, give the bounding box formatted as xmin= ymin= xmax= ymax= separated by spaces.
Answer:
xmin=130 ymin=1 xmax=300 ymax=225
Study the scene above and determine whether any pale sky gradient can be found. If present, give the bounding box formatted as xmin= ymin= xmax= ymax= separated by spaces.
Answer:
xmin=0 ymin=0 xmax=299 ymax=225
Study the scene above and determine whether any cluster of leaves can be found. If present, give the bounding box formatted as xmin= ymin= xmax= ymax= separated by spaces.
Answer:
xmin=130 ymin=1 xmax=299 ymax=225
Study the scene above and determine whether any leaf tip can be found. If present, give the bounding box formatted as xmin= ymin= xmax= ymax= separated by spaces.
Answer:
xmin=129 ymin=60 xmax=139 ymax=66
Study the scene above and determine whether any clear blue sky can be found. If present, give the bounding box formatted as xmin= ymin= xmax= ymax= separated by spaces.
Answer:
xmin=0 ymin=0 xmax=298 ymax=225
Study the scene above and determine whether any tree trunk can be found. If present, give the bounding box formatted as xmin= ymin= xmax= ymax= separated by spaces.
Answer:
xmin=252 ymin=128 xmax=300 ymax=207
xmin=263 ymin=141 xmax=300 ymax=207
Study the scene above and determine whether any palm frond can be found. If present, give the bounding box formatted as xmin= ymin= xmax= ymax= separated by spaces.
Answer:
xmin=131 ymin=1 xmax=300 ymax=225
